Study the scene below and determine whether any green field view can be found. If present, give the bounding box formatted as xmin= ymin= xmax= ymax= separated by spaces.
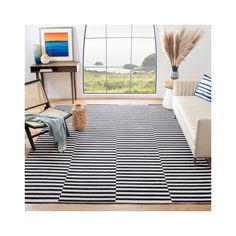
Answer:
xmin=84 ymin=70 xmax=156 ymax=94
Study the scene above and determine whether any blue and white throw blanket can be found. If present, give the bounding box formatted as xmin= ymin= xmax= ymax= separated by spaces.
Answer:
xmin=25 ymin=114 xmax=67 ymax=152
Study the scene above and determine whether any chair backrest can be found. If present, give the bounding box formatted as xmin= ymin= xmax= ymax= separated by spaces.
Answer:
xmin=25 ymin=80 xmax=50 ymax=110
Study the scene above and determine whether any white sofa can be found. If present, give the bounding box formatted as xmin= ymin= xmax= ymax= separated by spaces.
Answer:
xmin=172 ymin=80 xmax=211 ymax=162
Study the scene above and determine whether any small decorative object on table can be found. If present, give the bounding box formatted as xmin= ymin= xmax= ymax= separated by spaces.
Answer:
xmin=72 ymin=104 xmax=87 ymax=131
xmin=33 ymin=44 xmax=41 ymax=64
xmin=40 ymin=53 xmax=50 ymax=64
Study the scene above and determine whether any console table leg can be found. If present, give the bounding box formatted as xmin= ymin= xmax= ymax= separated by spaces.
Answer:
xmin=70 ymin=72 xmax=74 ymax=104
xmin=73 ymin=72 xmax=77 ymax=99
xmin=40 ymin=73 xmax=45 ymax=88
xmin=36 ymin=72 xmax=40 ymax=80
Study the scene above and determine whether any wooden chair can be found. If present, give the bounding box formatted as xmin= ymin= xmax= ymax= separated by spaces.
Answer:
xmin=25 ymin=79 xmax=71 ymax=150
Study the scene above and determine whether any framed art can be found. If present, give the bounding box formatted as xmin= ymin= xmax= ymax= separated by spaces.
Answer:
xmin=40 ymin=27 xmax=74 ymax=61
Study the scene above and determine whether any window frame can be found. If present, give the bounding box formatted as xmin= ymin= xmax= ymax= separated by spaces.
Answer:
xmin=83 ymin=25 xmax=157 ymax=94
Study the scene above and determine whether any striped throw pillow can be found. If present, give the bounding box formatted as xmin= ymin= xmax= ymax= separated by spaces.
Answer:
xmin=194 ymin=74 xmax=212 ymax=101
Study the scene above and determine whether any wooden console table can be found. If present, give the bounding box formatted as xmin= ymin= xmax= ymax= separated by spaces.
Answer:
xmin=30 ymin=61 xmax=79 ymax=104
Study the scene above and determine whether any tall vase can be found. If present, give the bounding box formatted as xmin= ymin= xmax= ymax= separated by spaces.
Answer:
xmin=171 ymin=66 xmax=179 ymax=80
xmin=33 ymin=44 xmax=41 ymax=64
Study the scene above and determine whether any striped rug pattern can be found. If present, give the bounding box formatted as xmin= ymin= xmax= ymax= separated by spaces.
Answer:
xmin=25 ymin=105 xmax=211 ymax=204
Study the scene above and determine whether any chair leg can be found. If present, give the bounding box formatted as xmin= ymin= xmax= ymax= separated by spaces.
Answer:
xmin=25 ymin=126 xmax=36 ymax=151
xmin=65 ymin=121 xmax=70 ymax=137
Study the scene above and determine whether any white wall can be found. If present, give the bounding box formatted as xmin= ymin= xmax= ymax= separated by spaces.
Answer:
xmin=25 ymin=25 xmax=211 ymax=99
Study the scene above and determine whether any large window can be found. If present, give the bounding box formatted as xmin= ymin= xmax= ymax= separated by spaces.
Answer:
xmin=83 ymin=25 xmax=157 ymax=94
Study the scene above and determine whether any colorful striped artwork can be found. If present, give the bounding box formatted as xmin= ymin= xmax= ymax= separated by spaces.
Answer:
xmin=44 ymin=32 xmax=69 ymax=57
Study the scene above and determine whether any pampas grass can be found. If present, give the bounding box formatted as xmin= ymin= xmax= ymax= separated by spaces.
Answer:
xmin=163 ymin=26 xmax=203 ymax=68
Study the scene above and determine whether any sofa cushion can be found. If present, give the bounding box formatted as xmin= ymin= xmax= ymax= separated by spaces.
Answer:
xmin=173 ymin=96 xmax=211 ymax=143
xmin=194 ymin=74 xmax=212 ymax=101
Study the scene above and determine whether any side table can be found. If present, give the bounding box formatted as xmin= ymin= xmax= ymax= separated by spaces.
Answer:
xmin=162 ymin=80 xmax=173 ymax=109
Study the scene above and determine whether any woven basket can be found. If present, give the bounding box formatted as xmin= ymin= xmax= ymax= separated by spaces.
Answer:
xmin=72 ymin=104 xmax=87 ymax=131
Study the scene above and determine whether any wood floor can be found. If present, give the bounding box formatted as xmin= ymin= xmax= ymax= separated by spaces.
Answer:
xmin=50 ymin=98 xmax=163 ymax=105
xmin=25 ymin=203 xmax=210 ymax=211
xmin=25 ymin=98 xmax=211 ymax=211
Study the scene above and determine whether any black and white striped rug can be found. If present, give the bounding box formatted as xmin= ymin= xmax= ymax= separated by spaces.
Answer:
xmin=25 ymin=105 xmax=211 ymax=204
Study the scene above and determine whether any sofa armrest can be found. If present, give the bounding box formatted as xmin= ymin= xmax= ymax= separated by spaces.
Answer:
xmin=173 ymin=80 xmax=200 ymax=96
xmin=194 ymin=118 xmax=211 ymax=157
